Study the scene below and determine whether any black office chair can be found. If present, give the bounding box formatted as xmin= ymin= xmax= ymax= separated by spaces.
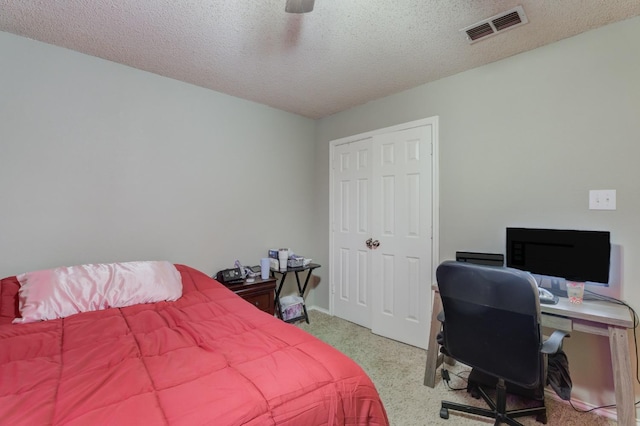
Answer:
xmin=436 ymin=260 xmax=568 ymax=426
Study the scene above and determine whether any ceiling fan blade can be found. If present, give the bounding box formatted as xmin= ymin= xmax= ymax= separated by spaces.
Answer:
xmin=285 ymin=0 xmax=315 ymax=13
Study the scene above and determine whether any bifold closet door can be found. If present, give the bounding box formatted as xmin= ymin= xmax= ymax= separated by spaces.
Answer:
xmin=332 ymin=138 xmax=374 ymax=328
xmin=369 ymin=125 xmax=433 ymax=349
xmin=331 ymin=120 xmax=435 ymax=349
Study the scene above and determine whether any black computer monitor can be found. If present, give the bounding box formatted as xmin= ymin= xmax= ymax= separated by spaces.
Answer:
xmin=506 ymin=227 xmax=611 ymax=285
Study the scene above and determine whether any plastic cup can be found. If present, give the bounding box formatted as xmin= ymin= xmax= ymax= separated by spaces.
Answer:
xmin=260 ymin=258 xmax=270 ymax=280
xmin=567 ymin=281 xmax=585 ymax=304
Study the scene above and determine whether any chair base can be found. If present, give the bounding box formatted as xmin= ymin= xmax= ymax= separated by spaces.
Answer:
xmin=440 ymin=378 xmax=547 ymax=426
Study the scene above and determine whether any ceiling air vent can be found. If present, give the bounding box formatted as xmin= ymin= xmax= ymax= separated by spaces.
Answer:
xmin=461 ymin=6 xmax=528 ymax=44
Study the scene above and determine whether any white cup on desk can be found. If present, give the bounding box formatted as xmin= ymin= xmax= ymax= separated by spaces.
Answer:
xmin=260 ymin=258 xmax=270 ymax=280
xmin=278 ymin=248 xmax=289 ymax=272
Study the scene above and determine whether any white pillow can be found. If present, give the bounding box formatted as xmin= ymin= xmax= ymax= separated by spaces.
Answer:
xmin=13 ymin=261 xmax=182 ymax=324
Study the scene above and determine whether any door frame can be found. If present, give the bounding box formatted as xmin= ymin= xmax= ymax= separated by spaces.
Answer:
xmin=329 ymin=116 xmax=440 ymax=318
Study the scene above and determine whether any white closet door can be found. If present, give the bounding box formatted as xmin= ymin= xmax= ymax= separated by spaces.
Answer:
xmin=332 ymin=138 xmax=374 ymax=327
xmin=330 ymin=118 xmax=437 ymax=349
xmin=370 ymin=125 xmax=433 ymax=349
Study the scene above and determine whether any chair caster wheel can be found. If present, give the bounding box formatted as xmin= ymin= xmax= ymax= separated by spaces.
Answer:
xmin=440 ymin=407 xmax=449 ymax=419
xmin=536 ymin=413 xmax=547 ymax=424
xmin=469 ymin=387 xmax=481 ymax=399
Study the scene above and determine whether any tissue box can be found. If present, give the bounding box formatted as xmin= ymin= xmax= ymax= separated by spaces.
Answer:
xmin=287 ymin=256 xmax=304 ymax=268
xmin=280 ymin=295 xmax=304 ymax=321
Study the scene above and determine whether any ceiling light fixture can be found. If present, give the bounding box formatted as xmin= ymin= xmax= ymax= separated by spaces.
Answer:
xmin=285 ymin=0 xmax=315 ymax=13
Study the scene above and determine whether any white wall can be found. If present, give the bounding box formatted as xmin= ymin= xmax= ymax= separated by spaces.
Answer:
xmin=313 ymin=16 xmax=640 ymax=415
xmin=0 ymin=31 xmax=316 ymax=279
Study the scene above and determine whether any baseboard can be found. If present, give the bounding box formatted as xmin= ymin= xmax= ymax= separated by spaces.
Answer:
xmin=306 ymin=305 xmax=330 ymax=315
xmin=544 ymin=389 xmax=632 ymax=424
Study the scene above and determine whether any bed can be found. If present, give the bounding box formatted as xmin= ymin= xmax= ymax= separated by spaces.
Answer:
xmin=0 ymin=262 xmax=388 ymax=425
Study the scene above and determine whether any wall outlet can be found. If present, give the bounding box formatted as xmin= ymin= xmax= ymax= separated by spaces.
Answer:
xmin=589 ymin=190 xmax=616 ymax=210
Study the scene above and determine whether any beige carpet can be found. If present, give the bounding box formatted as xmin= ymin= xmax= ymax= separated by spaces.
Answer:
xmin=297 ymin=310 xmax=615 ymax=426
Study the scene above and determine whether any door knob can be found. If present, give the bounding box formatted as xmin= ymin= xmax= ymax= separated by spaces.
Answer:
xmin=365 ymin=238 xmax=380 ymax=249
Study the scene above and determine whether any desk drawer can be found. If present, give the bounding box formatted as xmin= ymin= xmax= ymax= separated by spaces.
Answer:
xmin=244 ymin=293 xmax=274 ymax=315
xmin=541 ymin=313 xmax=572 ymax=332
xmin=228 ymin=278 xmax=276 ymax=316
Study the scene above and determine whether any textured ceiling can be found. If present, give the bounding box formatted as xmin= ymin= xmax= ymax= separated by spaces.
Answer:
xmin=1 ymin=1 xmax=639 ymax=119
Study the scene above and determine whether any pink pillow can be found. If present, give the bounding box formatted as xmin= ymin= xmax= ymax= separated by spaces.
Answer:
xmin=13 ymin=261 xmax=182 ymax=324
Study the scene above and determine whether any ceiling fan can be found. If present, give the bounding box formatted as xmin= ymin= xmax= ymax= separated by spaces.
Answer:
xmin=285 ymin=0 xmax=315 ymax=13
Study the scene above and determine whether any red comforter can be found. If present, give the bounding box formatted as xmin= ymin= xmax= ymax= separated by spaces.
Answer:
xmin=0 ymin=264 xmax=388 ymax=425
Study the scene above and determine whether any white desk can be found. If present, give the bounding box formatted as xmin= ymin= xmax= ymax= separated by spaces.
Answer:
xmin=423 ymin=287 xmax=636 ymax=425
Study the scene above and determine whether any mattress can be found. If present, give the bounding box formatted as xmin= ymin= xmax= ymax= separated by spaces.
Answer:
xmin=0 ymin=264 xmax=388 ymax=425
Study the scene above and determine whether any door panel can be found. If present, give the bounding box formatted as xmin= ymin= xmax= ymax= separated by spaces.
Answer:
xmin=381 ymin=253 xmax=395 ymax=314
xmin=332 ymin=139 xmax=373 ymax=327
xmin=371 ymin=125 xmax=433 ymax=349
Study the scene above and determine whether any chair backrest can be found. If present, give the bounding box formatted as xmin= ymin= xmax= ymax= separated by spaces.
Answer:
xmin=437 ymin=260 xmax=543 ymax=389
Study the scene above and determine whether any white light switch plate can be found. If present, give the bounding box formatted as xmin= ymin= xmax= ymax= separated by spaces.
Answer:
xmin=589 ymin=190 xmax=616 ymax=210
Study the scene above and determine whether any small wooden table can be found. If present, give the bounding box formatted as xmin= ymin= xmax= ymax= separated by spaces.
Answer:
xmin=226 ymin=277 xmax=277 ymax=315
xmin=423 ymin=285 xmax=636 ymax=425
xmin=271 ymin=263 xmax=321 ymax=323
